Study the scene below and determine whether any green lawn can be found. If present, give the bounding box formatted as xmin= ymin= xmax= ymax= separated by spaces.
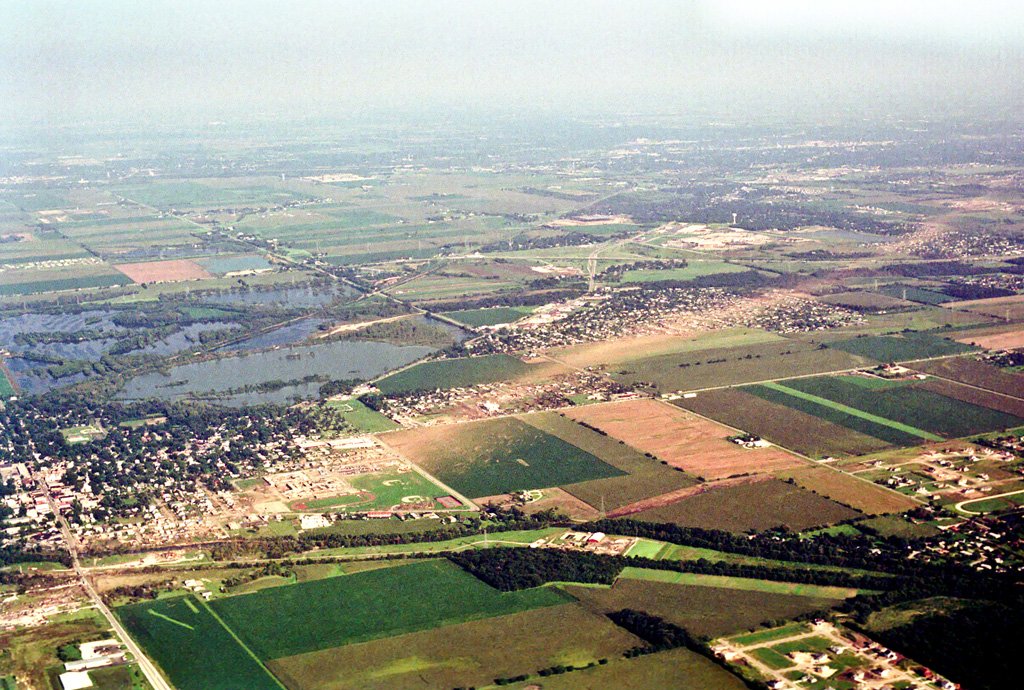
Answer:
xmin=617 ymin=568 xmax=864 ymax=598
xmin=439 ymin=306 xmax=533 ymax=327
xmin=730 ymin=624 xmax=808 ymax=646
xmin=325 ymin=398 xmax=399 ymax=432
xmin=375 ymin=354 xmax=538 ymax=394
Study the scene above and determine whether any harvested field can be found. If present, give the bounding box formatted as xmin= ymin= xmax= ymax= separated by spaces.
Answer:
xmin=550 ymin=328 xmax=786 ymax=368
xmin=609 ymin=340 xmax=873 ymax=393
xmin=910 ymin=356 xmax=1024 ymax=398
xmin=772 ymin=466 xmax=918 ymax=514
xmin=563 ymin=399 xmax=805 ymax=480
xmin=113 ymin=259 xmax=213 ymax=283
xmin=382 ymin=417 xmax=626 ymax=499
xmin=953 ymin=324 xmax=1024 ymax=349
xmin=523 ymin=411 xmax=697 ymax=511
xmin=628 ymin=478 xmax=860 ymax=532
xmin=674 ymin=388 xmax=892 ymax=457
xmin=268 ymin=603 xmax=639 ymax=690
xmin=564 ymin=579 xmax=843 ymax=639
xmin=946 ymin=293 xmax=1024 ymax=321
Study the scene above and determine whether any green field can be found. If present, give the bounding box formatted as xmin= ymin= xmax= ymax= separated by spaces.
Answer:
xmin=617 ymin=568 xmax=863 ymax=598
xmin=117 ymin=595 xmax=285 ymax=690
xmin=828 ymin=332 xmax=976 ymax=362
xmin=440 ymin=306 xmax=533 ymax=327
xmin=620 ymin=261 xmax=752 ymax=283
xmin=291 ymin=468 xmax=457 ymax=512
xmin=375 ymin=354 xmax=539 ymax=394
xmin=0 ymin=272 xmax=133 ymax=296
xmin=324 ymin=398 xmax=399 ymax=432
xmin=212 ymin=560 xmax=570 ymax=659
xmin=730 ymin=623 xmax=809 ymax=646
xmin=119 ymin=182 xmax=305 ymax=209
xmin=386 ymin=416 xmax=627 ymax=498
xmin=776 ymin=376 xmax=1024 ymax=438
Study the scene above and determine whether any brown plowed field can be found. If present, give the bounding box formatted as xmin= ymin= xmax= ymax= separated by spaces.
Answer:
xmin=674 ymin=388 xmax=892 ymax=458
xmin=955 ymin=326 xmax=1024 ymax=349
xmin=914 ymin=378 xmax=1024 ymax=418
xmin=946 ymin=294 xmax=1024 ymax=321
xmin=113 ymin=259 xmax=213 ymax=283
xmin=629 ymin=478 xmax=860 ymax=532
xmin=910 ymin=357 xmax=1024 ymax=398
xmin=563 ymin=399 xmax=805 ymax=480
xmin=772 ymin=466 xmax=918 ymax=514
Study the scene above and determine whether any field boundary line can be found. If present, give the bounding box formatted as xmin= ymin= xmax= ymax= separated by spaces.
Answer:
xmin=195 ymin=596 xmax=289 ymax=690
xmin=757 ymin=382 xmax=943 ymax=441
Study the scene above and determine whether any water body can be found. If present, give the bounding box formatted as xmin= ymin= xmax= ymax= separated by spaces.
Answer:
xmin=4 ymin=357 xmax=89 ymax=395
xmin=220 ymin=318 xmax=327 ymax=352
xmin=130 ymin=322 xmax=240 ymax=357
xmin=0 ymin=310 xmax=122 ymax=348
xmin=201 ymin=284 xmax=357 ymax=308
xmin=118 ymin=339 xmax=435 ymax=406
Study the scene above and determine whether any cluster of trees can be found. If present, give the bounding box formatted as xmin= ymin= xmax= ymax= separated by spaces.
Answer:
xmin=447 ymin=548 xmax=624 ymax=590
xmin=608 ymin=608 xmax=694 ymax=655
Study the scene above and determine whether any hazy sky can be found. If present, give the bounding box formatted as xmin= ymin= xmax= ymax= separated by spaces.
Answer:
xmin=2 ymin=0 xmax=1023 ymax=127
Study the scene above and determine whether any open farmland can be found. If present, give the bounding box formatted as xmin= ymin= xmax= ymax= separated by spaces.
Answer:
xmin=116 ymin=595 xmax=284 ymax=690
xmin=113 ymin=259 xmax=214 ymax=283
xmin=382 ymin=417 xmax=626 ymax=498
xmin=564 ymin=578 xmax=844 ymax=639
xmin=826 ymin=332 xmax=976 ymax=362
xmin=440 ymin=306 xmax=533 ymax=327
xmin=945 ymin=293 xmax=1024 ymax=321
xmin=914 ymin=377 xmax=1024 ymax=418
xmin=267 ymin=603 xmax=639 ymax=690
xmin=629 ymin=478 xmax=860 ymax=532
xmin=212 ymin=560 xmax=570 ymax=659
xmin=608 ymin=340 xmax=873 ymax=393
xmin=674 ymin=388 xmax=893 ymax=458
xmin=910 ymin=356 xmax=1024 ymax=398
xmin=771 ymin=466 xmax=918 ymax=514
xmin=375 ymin=354 xmax=551 ymax=394
xmin=816 ymin=291 xmax=918 ymax=310
xmin=772 ymin=376 xmax=1024 ymax=439
xmin=524 ymin=411 xmax=697 ymax=510
xmin=563 ymin=399 xmax=806 ymax=480
xmin=955 ymin=325 xmax=1024 ymax=349
xmin=618 ymin=568 xmax=863 ymax=599
xmin=0 ymin=264 xmax=133 ymax=296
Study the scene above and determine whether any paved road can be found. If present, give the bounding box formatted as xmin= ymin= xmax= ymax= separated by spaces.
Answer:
xmin=37 ymin=475 xmax=174 ymax=690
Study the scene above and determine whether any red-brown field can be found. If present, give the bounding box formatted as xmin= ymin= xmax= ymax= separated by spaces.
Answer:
xmin=914 ymin=378 xmax=1024 ymax=418
xmin=113 ymin=259 xmax=213 ymax=283
xmin=954 ymin=325 xmax=1024 ymax=349
xmin=910 ymin=357 xmax=1024 ymax=398
xmin=673 ymin=388 xmax=892 ymax=458
xmin=563 ymin=399 xmax=806 ymax=480
xmin=629 ymin=478 xmax=860 ymax=532
xmin=946 ymin=294 xmax=1024 ymax=321
xmin=771 ymin=466 xmax=918 ymax=514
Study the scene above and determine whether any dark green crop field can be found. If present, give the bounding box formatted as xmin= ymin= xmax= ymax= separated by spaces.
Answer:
xmin=212 ymin=559 xmax=570 ymax=659
xmin=117 ymin=595 xmax=284 ymax=690
xmin=440 ymin=306 xmax=532 ymax=327
xmin=827 ymin=332 xmax=975 ymax=362
xmin=375 ymin=353 xmax=539 ymax=394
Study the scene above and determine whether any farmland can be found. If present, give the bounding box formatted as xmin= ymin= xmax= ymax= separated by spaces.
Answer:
xmin=826 ymin=332 xmax=976 ymax=362
xmin=757 ymin=376 xmax=1024 ymax=440
xmin=772 ymin=466 xmax=918 ymax=514
xmin=629 ymin=478 xmax=860 ymax=532
xmin=618 ymin=568 xmax=863 ymax=599
xmin=267 ymin=603 xmax=639 ymax=690
xmin=562 ymin=399 xmax=806 ymax=480
xmin=212 ymin=560 xmax=570 ymax=658
xmin=608 ymin=340 xmax=873 ymax=393
xmin=382 ymin=416 xmax=626 ymax=498
xmin=524 ymin=411 xmax=697 ymax=510
xmin=375 ymin=354 xmax=547 ymax=394
xmin=564 ymin=578 xmax=844 ymax=639
xmin=910 ymin=356 xmax=1024 ymax=398
xmin=440 ymin=306 xmax=533 ymax=327
xmin=673 ymin=388 xmax=893 ymax=458
xmin=112 ymin=259 xmax=214 ymax=283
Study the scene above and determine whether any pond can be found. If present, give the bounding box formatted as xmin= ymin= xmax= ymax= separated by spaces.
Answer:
xmin=201 ymin=283 xmax=357 ymax=308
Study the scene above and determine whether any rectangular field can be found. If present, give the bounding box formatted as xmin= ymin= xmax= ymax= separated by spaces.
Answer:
xmin=629 ymin=478 xmax=860 ymax=533
xmin=382 ymin=416 xmax=626 ymax=498
xmin=618 ymin=568 xmax=862 ymax=599
xmin=772 ymin=466 xmax=918 ymax=514
xmin=113 ymin=259 xmax=214 ymax=283
xmin=267 ymin=603 xmax=640 ymax=690
xmin=826 ymin=332 xmax=976 ymax=362
xmin=375 ymin=354 xmax=546 ymax=394
xmin=439 ymin=306 xmax=532 ymax=327
xmin=608 ymin=340 xmax=874 ymax=393
xmin=562 ymin=399 xmax=806 ymax=480
xmin=324 ymin=398 xmax=399 ymax=433
xmin=523 ymin=411 xmax=697 ymax=511
xmin=910 ymin=356 xmax=1024 ymax=398
xmin=564 ymin=578 xmax=842 ymax=639
xmin=212 ymin=559 xmax=569 ymax=659
xmin=673 ymin=388 xmax=893 ymax=458
xmin=116 ymin=595 xmax=284 ymax=690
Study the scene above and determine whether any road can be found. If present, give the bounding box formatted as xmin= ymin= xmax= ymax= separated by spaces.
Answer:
xmin=36 ymin=474 xmax=174 ymax=690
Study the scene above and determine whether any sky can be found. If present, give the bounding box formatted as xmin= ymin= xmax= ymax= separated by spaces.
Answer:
xmin=1 ymin=0 xmax=1023 ymax=128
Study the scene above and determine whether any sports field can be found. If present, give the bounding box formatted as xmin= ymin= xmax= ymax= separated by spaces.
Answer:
xmin=375 ymin=354 xmax=542 ymax=394
xmin=324 ymin=398 xmax=399 ymax=433
xmin=383 ymin=416 xmax=626 ymax=498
